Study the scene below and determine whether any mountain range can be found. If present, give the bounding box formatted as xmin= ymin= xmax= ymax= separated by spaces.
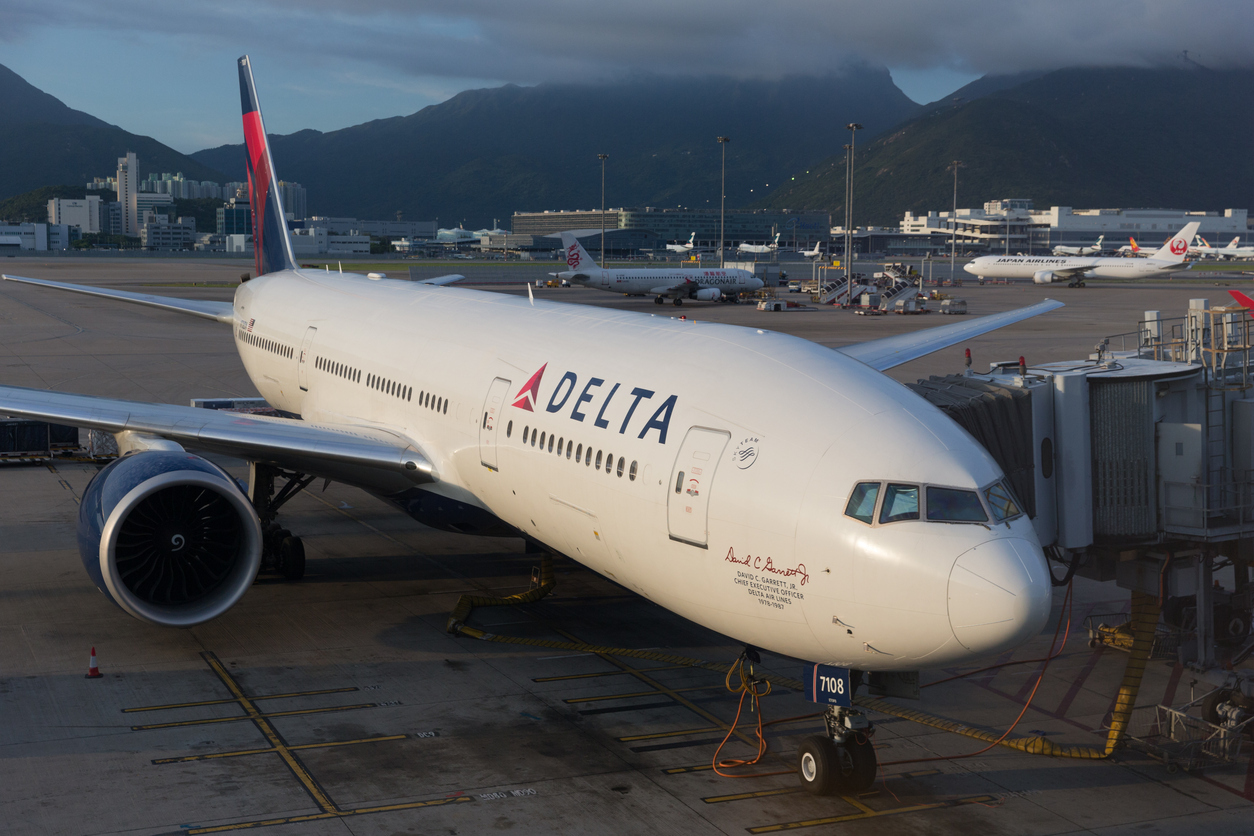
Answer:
xmin=0 ymin=64 xmax=224 ymax=201
xmin=758 ymin=66 xmax=1254 ymax=226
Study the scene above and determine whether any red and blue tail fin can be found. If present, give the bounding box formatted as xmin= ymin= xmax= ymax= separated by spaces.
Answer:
xmin=238 ymin=56 xmax=297 ymax=277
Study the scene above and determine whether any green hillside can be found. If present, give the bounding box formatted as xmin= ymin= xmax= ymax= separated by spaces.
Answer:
xmin=758 ymin=67 xmax=1254 ymax=225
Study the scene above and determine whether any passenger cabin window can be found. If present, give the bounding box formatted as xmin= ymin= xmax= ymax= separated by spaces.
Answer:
xmin=844 ymin=482 xmax=880 ymax=524
xmin=984 ymin=482 xmax=1022 ymax=522
xmin=879 ymin=484 xmax=920 ymax=523
xmin=926 ymin=487 xmax=988 ymax=522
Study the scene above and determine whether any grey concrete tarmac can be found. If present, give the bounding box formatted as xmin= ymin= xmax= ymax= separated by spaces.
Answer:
xmin=0 ymin=258 xmax=1250 ymax=835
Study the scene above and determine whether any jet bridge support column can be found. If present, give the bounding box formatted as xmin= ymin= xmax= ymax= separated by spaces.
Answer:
xmin=1196 ymin=550 xmax=1216 ymax=668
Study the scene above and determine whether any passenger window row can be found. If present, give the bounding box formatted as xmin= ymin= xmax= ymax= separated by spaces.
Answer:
xmin=240 ymin=329 xmax=293 ymax=359
xmin=506 ymin=419 xmax=638 ymax=481
xmin=367 ymin=372 xmax=412 ymax=401
xmin=844 ymin=480 xmax=1021 ymax=526
xmin=316 ymin=355 xmax=360 ymax=383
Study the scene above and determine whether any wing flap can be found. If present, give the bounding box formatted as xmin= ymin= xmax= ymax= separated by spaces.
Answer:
xmin=3 ymin=274 xmax=235 ymax=324
xmin=838 ymin=299 xmax=1064 ymax=371
xmin=0 ymin=384 xmax=436 ymax=489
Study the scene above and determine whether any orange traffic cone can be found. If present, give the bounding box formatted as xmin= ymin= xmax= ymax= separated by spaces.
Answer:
xmin=85 ymin=646 xmax=103 ymax=679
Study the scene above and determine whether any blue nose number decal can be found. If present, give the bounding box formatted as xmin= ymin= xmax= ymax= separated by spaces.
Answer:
xmin=806 ymin=663 xmax=851 ymax=707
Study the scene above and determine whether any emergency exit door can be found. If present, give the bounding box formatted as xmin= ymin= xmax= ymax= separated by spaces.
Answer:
xmin=667 ymin=426 xmax=731 ymax=548
xmin=479 ymin=377 xmax=512 ymax=470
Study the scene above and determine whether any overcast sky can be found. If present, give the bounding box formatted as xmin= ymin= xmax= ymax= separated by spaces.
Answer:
xmin=2 ymin=0 xmax=1250 ymax=153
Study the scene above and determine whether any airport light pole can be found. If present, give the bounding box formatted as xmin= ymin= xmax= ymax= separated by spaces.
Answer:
xmin=717 ymin=137 xmax=730 ymax=268
xmin=948 ymin=160 xmax=965 ymax=282
xmin=844 ymin=123 xmax=862 ymax=304
xmin=598 ymin=153 xmax=609 ymax=268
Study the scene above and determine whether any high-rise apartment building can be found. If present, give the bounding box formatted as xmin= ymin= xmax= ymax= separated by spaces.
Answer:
xmin=115 ymin=152 xmax=139 ymax=237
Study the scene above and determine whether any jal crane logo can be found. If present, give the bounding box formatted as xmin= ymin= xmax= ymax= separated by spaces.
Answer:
xmin=566 ymin=243 xmax=583 ymax=269
xmin=1170 ymin=237 xmax=1188 ymax=256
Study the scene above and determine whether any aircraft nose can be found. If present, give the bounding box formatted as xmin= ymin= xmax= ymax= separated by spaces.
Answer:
xmin=962 ymin=261 xmax=977 ymax=274
xmin=948 ymin=538 xmax=1051 ymax=655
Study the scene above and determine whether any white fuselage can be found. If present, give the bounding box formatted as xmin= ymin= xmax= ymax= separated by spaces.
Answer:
xmin=964 ymin=254 xmax=1184 ymax=282
xmin=233 ymin=269 xmax=1051 ymax=670
xmin=557 ymin=265 xmax=762 ymax=298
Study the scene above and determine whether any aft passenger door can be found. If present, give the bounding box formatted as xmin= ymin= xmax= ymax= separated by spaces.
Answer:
xmin=297 ymin=326 xmax=317 ymax=391
xmin=479 ymin=377 xmax=512 ymax=471
xmin=667 ymin=426 xmax=731 ymax=548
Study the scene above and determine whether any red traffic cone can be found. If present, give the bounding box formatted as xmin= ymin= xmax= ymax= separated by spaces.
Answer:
xmin=85 ymin=647 xmax=103 ymax=679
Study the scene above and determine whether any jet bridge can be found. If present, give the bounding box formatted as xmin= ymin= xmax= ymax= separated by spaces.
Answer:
xmin=909 ymin=298 xmax=1254 ymax=727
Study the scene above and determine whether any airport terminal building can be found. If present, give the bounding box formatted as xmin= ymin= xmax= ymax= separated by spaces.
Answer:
xmin=902 ymin=200 xmax=1250 ymax=254
xmin=512 ymin=208 xmax=831 ymax=250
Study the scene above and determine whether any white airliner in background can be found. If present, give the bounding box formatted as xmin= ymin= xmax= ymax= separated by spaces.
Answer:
xmin=800 ymin=240 xmax=827 ymax=259
xmin=737 ymin=232 xmax=780 ymax=255
xmin=1116 ymin=236 xmax=1146 ymax=257
xmin=665 ymin=232 xmax=697 ymax=253
xmin=965 ymin=221 xmax=1198 ymax=286
xmin=0 ymin=56 xmax=1064 ymax=794
xmin=1194 ymin=236 xmax=1254 ymax=260
xmin=1052 ymin=235 xmax=1103 ymax=256
xmin=553 ymin=231 xmax=761 ymax=304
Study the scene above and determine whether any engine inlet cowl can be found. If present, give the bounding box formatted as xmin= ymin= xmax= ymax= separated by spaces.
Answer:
xmin=77 ymin=451 xmax=263 ymax=627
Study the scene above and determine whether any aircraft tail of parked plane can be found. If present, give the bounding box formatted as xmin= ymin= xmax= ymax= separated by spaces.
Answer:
xmin=560 ymin=232 xmax=601 ymax=276
xmin=239 ymin=56 xmax=298 ymax=278
xmin=1149 ymin=222 xmax=1200 ymax=262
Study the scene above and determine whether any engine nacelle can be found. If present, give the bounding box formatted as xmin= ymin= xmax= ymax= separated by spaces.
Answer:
xmin=694 ymin=288 xmax=722 ymax=301
xmin=1032 ymin=270 xmax=1057 ymax=285
xmin=77 ymin=451 xmax=263 ymax=626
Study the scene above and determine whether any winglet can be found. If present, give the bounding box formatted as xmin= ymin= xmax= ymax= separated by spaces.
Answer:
xmin=238 ymin=56 xmax=297 ymax=277
xmin=1229 ymin=289 xmax=1254 ymax=309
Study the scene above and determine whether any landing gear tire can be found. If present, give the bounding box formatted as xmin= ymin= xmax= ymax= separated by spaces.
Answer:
xmin=654 ymin=296 xmax=664 ymax=305
xmin=277 ymin=536 xmax=306 ymax=581
xmin=797 ymin=735 xmax=840 ymax=796
xmin=840 ymin=735 xmax=878 ymax=793
xmin=673 ymin=298 xmax=683 ymax=306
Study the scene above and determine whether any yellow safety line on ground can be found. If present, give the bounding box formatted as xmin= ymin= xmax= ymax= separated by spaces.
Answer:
xmin=182 ymin=796 xmax=473 ymax=834
xmin=533 ymin=664 xmax=690 ymax=683
xmin=129 ymin=702 xmax=377 ymax=731
xmin=123 ymin=687 xmax=358 ymax=713
xmin=618 ymin=726 xmax=722 ymax=742
xmin=201 ymin=651 xmax=339 ymax=814
xmin=565 ymin=685 xmax=713 ymax=704
xmin=747 ymin=795 xmax=997 ymax=833
xmin=703 ymin=786 xmax=801 ymax=804
xmin=153 ymin=735 xmax=408 ymax=764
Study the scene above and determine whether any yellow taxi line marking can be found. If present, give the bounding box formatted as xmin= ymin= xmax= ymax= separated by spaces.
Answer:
xmin=843 ymin=794 xmax=876 ymax=815
xmin=182 ymin=796 xmax=473 ymax=835
xmin=533 ymin=664 xmax=690 ymax=682
xmin=152 ymin=735 xmax=408 ymax=764
xmin=746 ymin=795 xmax=997 ymax=833
xmin=703 ymin=786 xmax=801 ymax=804
xmin=129 ymin=702 xmax=376 ymax=731
xmin=617 ymin=726 xmax=721 ymax=742
xmin=123 ymin=687 xmax=358 ymax=713
xmin=564 ymin=684 xmax=712 ymax=704
xmin=200 ymin=651 xmax=339 ymax=814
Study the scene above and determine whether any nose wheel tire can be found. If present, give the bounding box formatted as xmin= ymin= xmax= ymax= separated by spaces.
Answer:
xmin=277 ymin=536 xmax=305 ymax=581
xmin=797 ymin=734 xmax=878 ymax=796
xmin=673 ymin=298 xmax=683 ymax=306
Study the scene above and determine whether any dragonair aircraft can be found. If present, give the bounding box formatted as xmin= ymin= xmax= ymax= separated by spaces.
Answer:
xmin=665 ymin=232 xmax=697 ymax=253
xmin=1052 ymin=235 xmax=1104 ymax=256
xmin=965 ymin=222 xmax=1199 ymax=286
xmin=552 ymin=231 xmax=761 ymax=304
xmin=1194 ymin=236 xmax=1254 ymax=260
xmin=0 ymin=56 xmax=1064 ymax=794
xmin=737 ymin=232 xmax=781 ymax=256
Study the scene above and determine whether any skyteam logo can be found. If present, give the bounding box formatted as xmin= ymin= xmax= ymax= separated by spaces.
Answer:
xmin=512 ymin=363 xmax=547 ymax=411
xmin=566 ymin=243 xmax=583 ymax=269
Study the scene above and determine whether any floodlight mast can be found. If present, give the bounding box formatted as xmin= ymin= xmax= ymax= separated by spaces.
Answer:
xmin=717 ymin=137 xmax=730 ymax=268
xmin=598 ymin=153 xmax=609 ymax=268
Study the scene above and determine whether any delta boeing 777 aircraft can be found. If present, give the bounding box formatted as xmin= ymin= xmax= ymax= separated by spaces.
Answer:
xmin=1 ymin=57 xmax=1064 ymax=795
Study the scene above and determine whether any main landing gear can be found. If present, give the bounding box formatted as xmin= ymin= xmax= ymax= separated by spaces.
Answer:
xmin=654 ymin=296 xmax=665 ymax=305
xmin=1067 ymin=280 xmax=1087 ymax=288
xmin=797 ymin=704 xmax=877 ymax=795
xmin=249 ymin=463 xmax=315 ymax=581
xmin=673 ymin=297 xmax=684 ymax=306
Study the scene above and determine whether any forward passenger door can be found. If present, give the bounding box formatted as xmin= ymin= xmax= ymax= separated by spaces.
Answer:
xmin=667 ymin=426 xmax=731 ymax=548
xmin=479 ymin=377 xmax=512 ymax=471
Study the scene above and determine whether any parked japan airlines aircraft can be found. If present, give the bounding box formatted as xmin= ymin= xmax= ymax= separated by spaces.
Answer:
xmin=0 ymin=57 xmax=1064 ymax=792
xmin=965 ymin=222 xmax=1199 ymax=286
xmin=553 ymin=231 xmax=761 ymax=305
xmin=737 ymin=232 xmax=780 ymax=255
xmin=1052 ymin=235 xmax=1103 ymax=256
xmin=665 ymin=232 xmax=697 ymax=253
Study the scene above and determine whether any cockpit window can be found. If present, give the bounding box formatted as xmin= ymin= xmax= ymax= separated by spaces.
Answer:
xmin=844 ymin=482 xmax=880 ymax=524
xmin=879 ymin=484 xmax=919 ymax=523
xmin=984 ymin=481 xmax=1022 ymax=522
xmin=926 ymin=487 xmax=988 ymax=522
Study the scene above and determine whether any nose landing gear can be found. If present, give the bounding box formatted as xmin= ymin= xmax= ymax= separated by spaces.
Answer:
xmin=797 ymin=705 xmax=877 ymax=795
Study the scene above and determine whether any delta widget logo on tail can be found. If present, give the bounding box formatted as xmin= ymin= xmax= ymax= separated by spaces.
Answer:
xmin=511 ymin=363 xmax=547 ymax=411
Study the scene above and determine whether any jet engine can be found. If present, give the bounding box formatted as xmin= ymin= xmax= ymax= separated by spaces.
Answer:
xmin=694 ymin=288 xmax=723 ymax=301
xmin=1032 ymin=271 xmax=1057 ymax=285
xmin=77 ymin=451 xmax=263 ymax=627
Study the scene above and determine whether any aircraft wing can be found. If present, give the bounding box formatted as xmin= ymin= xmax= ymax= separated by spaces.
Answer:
xmin=413 ymin=274 xmax=464 ymax=286
xmin=3 ymin=274 xmax=235 ymax=324
xmin=0 ymin=383 xmax=437 ymax=487
xmin=838 ymin=299 xmax=1064 ymax=372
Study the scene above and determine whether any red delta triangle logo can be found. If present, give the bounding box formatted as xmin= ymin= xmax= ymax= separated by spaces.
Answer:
xmin=512 ymin=363 xmax=547 ymax=411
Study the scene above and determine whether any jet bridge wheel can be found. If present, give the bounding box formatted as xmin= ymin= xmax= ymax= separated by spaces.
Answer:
xmin=797 ymin=734 xmax=877 ymax=796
